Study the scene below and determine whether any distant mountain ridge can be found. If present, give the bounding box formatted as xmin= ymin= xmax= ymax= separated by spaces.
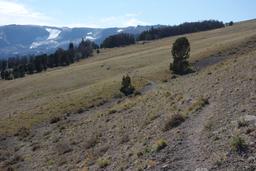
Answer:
xmin=0 ymin=24 xmax=154 ymax=58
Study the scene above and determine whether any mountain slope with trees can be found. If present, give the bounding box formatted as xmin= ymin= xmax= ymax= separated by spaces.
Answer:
xmin=100 ymin=20 xmax=225 ymax=48
xmin=0 ymin=39 xmax=96 ymax=80
xmin=138 ymin=20 xmax=225 ymax=41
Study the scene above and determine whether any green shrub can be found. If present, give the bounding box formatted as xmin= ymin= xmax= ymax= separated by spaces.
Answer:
xmin=230 ymin=135 xmax=247 ymax=153
xmin=120 ymin=75 xmax=135 ymax=96
xmin=153 ymin=139 xmax=167 ymax=152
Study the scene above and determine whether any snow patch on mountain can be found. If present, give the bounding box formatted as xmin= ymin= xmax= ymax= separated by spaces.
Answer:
xmin=30 ymin=40 xmax=58 ymax=49
xmin=117 ymin=29 xmax=123 ymax=33
xmin=87 ymin=32 xmax=93 ymax=35
xmin=85 ymin=36 xmax=96 ymax=40
xmin=46 ymin=28 xmax=61 ymax=40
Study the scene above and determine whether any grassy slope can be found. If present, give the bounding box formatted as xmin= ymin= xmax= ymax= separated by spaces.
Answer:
xmin=0 ymin=20 xmax=255 ymax=134
xmin=0 ymin=20 xmax=255 ymax=171
xmin=0 ymin=20 xmax=256 ymax=134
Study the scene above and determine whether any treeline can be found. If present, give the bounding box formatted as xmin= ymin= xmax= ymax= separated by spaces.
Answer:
xmin=0 ymin=39 xmax=98 ymax=80
xmin=100 ymin=20 xmax=225 ymax=48
xmin=0 ymin=20 xmax=227 ymax=80
xmin=100 ymin=33 xmax=135 ymax=48
xmin=138 ymin=20 xmax=225 ymax=41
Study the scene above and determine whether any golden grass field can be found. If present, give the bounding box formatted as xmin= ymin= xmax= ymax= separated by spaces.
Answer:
xmin=0 ymin=19 xmax=256 ymax=135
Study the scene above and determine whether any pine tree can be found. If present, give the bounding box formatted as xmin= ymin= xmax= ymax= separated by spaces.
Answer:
xmin=78 ymin=39 xmax=93 ymax=58
xmin=1 ymin=70 xmax=5 ymax=79
xmin=27 ymin=63 xmax=35 ymax=74
xmin=34 ymin=56 xmax=43 ymax=73
xmin=68 ymin=42 xmax=75 ymax=63
xmin=171 ymin=37 xmax=191 ymax=74
xmin=18 ymin=65 xmax=25 ymax=77
xmin=120 ymin=75 xmax=135 ymax=96
xmin=3 ymin=69 xmax=13 ymax=80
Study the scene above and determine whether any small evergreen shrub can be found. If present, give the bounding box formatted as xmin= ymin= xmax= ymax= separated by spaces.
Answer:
xmin=120 ymin=75 xmax=135 ymax=96
xmin=229 ymin=21 xmax=234 ymax=26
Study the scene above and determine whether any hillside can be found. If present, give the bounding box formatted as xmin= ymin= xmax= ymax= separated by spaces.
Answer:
xmin=0 ymin=25 xmax=152 ymax=58
xmin=0 ymin=20 xmax=256 ymax=171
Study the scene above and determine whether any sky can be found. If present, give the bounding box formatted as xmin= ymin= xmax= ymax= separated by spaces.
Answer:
xmin=0 ymin=0 xmax=255 ymax=28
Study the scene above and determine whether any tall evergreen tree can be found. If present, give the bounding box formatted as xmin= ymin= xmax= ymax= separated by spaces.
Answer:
xmin=27 ymin=63 xmax=35 ymax=74
xmin=78 ymin=39 xmax=93 ymax=58
xmin=68 ymin=42 xmax=75 ymax=64
xmin=34 ymin=56 xmax=43 ymax=73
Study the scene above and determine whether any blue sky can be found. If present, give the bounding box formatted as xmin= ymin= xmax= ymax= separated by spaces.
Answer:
xmin=0 ymin=0 xmax=255 ymax=28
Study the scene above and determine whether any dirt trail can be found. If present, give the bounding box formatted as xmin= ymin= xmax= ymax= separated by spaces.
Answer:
xmin=150 ymin=101 xmax=216 ymax=171
xmin=176 ymin=103 xmax=216 ymax=170
xmin=140 ymin=80 xmax=157 ymax=95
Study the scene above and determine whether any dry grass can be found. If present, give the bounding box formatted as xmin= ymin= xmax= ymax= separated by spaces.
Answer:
xmin=97 ymin=158 xmax=111 ymax=168
xmin=162 ymin=113 xmax=186 ymax=131
xmin=0 ymin=20 xmax=256 ymax=135
xmin=153 ymin=139 xmax=167 ymax=152
xmin=186 ymin=97 xmax=209 ymax=114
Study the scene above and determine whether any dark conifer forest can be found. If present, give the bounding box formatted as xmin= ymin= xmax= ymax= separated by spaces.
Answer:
xmin=0 ymin=39 xmax=98 ymax=80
